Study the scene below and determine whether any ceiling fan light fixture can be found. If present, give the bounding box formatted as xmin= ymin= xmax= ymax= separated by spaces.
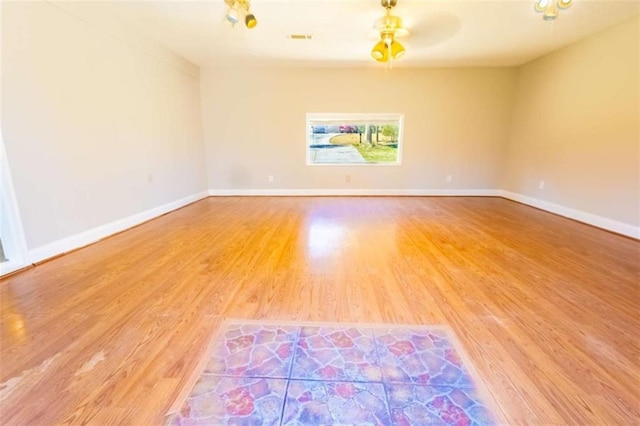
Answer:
xmin=390 ymin=40 xmax=405 ymax=59
xmin=225 ymin=9 xmax=239 ymax=25
xmin=534 ymin=0 xmax=571 ymax=20
xmin=224 ymin=0 xmax=257 ymax=29
xmin=374 ymin=15 xmax=409 ymax=38
xmin=371 ymin=40 xmax=388 ymax=61
xmin=534 ymin=0 xmax=548 ymax=12
xmin=371 ymin=0 xmax=407 ymax=65
xmin=558 ymin=0 xmax=572 ymax=9
xmin=245 ymin=13 xmax=257 ymax=28
xmin=375 ymin=15 xmax=401 ymax=31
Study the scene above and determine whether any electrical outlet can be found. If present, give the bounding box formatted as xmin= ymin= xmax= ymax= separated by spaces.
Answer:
xmin=446 ymin=175 xmax=453 ymax=183
xmin=539 ymin=180 xmax=545 ymax=190
xmin=345 ymin=175 xmax=351 ymax=183
xmin=268 ymin=175 xmax=274 ymax=183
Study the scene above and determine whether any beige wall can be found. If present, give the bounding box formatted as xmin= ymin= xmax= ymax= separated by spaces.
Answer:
xmin=201 ymin=67 xmax=516 ymax=191
xmin=3 ymin=1 xmax=637 ymax=257
xmin=504 ymin=17 xmax=640 ymax=226
xmin=2 ymin=2 xmax=208 ymax=250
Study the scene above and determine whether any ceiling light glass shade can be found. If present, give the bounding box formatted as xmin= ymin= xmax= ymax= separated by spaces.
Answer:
xmin=534 ymin=0 xmax=571 ymax=20
xmin=542 ymin=3 xmax=558 ymax=20
xmin=371 ymin=40 xmax=389 ymax=62
xmin=225 ymin=9 xmax=239 ymax=25
xmin=534 ymin=0 xmax=549 ymax=12
xmin=374 ymin=15 xmax=409 ymax=38
xmin=390 ymin=40 xmax=405 ymax=59
xmin=245 ymin=14 xmax=257 ymax=28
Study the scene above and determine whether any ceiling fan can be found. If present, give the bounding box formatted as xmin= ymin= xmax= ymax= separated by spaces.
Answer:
xmin=223 ymin=0 xmax=257 ymax=29
xmin=371 ymin=0 xmax=409 ymax=63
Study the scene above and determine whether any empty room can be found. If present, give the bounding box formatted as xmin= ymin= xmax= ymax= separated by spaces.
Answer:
xmin=1 ymin=0 xmax=638 ymax=424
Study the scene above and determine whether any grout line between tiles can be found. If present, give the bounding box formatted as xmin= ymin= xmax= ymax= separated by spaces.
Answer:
xmin=287 ymin=326 xmax=302 ymax=379
xmin=279 ymin=325 xmax=301 ymax=425
xmin=372 ymin=328 xmax=394 ymax=422
xmin=278 ymin=379 xmax=291 ymax=426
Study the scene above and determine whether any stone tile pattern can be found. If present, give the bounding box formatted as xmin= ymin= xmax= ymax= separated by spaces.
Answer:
xmin=168 ymin=322 xmax=495 ymax=425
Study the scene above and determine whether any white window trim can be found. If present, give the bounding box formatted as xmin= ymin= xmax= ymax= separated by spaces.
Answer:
xmin=0 ymin=131 xmax=29 ymax=276
xmin=306 ymin=113 xmax=404 ymax=166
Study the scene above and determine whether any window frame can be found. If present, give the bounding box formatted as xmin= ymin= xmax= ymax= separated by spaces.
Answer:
xmin=306 ymin=112 xmax=404 ymax=166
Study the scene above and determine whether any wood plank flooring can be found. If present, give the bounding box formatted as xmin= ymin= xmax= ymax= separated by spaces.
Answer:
xmin=1 ymin=196 xmax=638 ymax=424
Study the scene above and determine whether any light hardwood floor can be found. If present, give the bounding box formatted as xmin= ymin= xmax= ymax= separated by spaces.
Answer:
xmin=1 ymin=197 xmax=638 ymax=424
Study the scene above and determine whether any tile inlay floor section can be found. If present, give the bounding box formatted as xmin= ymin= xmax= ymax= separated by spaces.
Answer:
xmin=167 ymin=320 xmax=496 ymax=425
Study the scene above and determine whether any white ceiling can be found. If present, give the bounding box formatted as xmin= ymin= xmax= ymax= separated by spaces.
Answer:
xmin=67 ymin=0 xmax=640 ymax=68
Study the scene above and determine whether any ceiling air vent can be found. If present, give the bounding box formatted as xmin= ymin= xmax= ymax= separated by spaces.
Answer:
xmin=288 ymin=34 xmax=313 ymax=40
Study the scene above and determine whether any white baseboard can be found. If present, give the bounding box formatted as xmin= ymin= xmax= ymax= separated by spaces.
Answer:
xmin=208 ymin=188 xmax=502 ymax=197
xmin=26 ymin=191 xmax=209 ymax=265
xmin=0 ymin=260 xmax=29 ymax=277
xmin=209 ymin=188 xmax=639 ymax=238
xmin=499 ymin=190 xmax=639 ymax=239
xmin=16 ymin=188 xmax=637 ymax=269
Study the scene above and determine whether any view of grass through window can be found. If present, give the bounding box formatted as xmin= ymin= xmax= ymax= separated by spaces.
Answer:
xmin=307 ymin=114 xmax=403 ymax=165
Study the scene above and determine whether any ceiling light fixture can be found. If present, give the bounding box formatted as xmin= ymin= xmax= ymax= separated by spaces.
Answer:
xmin=371 ymin=0 xmax=408 ymax=65
xmin=224 ymin=0 xmax=257 ymax=29
xmin=534 ymin=0 xmax=572 ymax=20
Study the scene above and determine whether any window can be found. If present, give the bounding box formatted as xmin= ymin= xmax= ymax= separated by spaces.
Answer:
xmin=0 ymin=239 xmax=6 ymax=262
xmin=306 ymin=113 xmax=403 ymax=165
xmin=0 ymin=132 xmax=28 ymax=276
